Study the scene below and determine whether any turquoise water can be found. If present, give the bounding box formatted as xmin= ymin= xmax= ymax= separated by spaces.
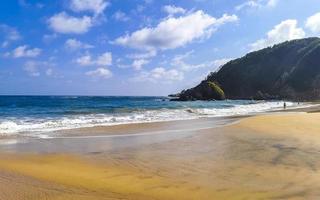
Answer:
xmin=0 ymin=96 xmax=299 ymax=136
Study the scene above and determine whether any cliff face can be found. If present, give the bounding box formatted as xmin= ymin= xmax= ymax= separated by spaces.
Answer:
xmin=175 ymin=37 xmax=320 ymax=101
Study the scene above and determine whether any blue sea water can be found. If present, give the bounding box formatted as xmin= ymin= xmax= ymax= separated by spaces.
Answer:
xmin=0 ymin=96 xmax=301 ymax=136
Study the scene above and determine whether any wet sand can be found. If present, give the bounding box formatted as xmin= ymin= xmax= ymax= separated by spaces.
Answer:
xmin=1 ymin=112 xmax=320 ymax=199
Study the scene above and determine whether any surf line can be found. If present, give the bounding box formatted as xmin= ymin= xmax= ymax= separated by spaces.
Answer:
xmin=43 ymin=119 xmax=240 ymax=140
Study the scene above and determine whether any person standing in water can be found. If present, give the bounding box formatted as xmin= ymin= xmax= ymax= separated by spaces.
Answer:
xmin=283 ymin=102 xmax=286 ymax=109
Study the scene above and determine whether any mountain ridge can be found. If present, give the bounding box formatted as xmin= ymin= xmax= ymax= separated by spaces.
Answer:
xmin=173 ymin=37 xmax=320 ymax=101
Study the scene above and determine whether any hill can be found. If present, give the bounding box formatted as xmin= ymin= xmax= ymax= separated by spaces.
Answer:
xmin=174 ymin=37 xmax=320 ymax=101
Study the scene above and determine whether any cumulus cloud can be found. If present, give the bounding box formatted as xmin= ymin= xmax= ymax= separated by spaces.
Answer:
xmin=306 ymin=12 xmax=320 ymax=34
xmin=0 ymin=24 xmax=21 ymax=47
xmin=249 ymin=19 xmax=305 ymax=51
xmin=76 ymin=52 xmax=112 ymax=66
xmin=236 ymin=0 xmax=279 ymax=11
xmin=70 ymin=0 xmax=109 ymax=15
xmin=12 ymin=45 xmax=42 ymax=58
xmin=126 ymin=50 xmax=157 ymax=59
xmin=96 ymin=52 xmax=112 ymax=66
xmin=76 ymin=55 xmax=92 ymax=66
xmin=162 ymin=5 xmax=186 ymax=15
xmin=23 ymin=60 xmax=56 ymax=77
xmin=48 ymin=12 xmax=93 ymax=34
xmin=24 ymin=61 xmax=40 ymax=77
xmin=65 ymin=38 xmax=93 ymax=50
xmin=132 ymin=67 xmax=184 ymax=82
xmin=214 ymin=14 xmax=239 ymax=26
xmin=85 ymin=67 xmax=112 ymax=79
xmin=114 ymin=11 xmax=238 ymax=51
xmin=132 ymin=59 xmax=149 ymax=70
xmin=236 ymin=1 xmax=260 ymax=10
xmin=112 ymin=11 xmax=130 ymax=22
xmin=171 ymin=51 xmax=232 ymax=71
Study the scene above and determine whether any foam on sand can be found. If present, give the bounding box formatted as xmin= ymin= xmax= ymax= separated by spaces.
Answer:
xmin=0 ymin=101 xmax=309 ymax=137
xmin=2 ymin=112 xmax=320 ymax=199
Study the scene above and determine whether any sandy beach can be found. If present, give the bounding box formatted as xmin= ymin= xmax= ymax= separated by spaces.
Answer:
xmin=4 ymin=0 xmax=320 ymax=199
xmin=1 ymin=111 xmax=320 ymax=199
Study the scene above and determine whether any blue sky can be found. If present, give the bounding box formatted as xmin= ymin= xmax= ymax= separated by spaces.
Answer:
xmin=0 ymin=0 xmax=320 ymax=96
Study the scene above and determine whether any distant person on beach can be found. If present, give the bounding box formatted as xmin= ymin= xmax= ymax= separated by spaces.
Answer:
xmin=283 ymin=102 xmax=286 ymax=109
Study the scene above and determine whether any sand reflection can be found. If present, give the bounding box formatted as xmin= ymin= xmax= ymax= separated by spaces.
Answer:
xmin=1 ymin=114 xmax=320 ymax=199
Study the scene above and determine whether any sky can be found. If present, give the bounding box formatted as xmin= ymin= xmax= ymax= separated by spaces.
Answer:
xmin=0 ymin=0 xmax=320 ymax=96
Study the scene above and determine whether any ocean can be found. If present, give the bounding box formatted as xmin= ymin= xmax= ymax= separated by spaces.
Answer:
xmin=0 ymin=96 xmax=303 ymax=137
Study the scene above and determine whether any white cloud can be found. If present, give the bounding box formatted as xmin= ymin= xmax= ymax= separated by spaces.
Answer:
xmin=162 ymin=5 xmax=186 ymax=15
xmin=96 ymin=52 xmax=112 ymax=66
xmin=0 ymin=24 xmax=21 ymax=47
xmin=76 ymin=55 xmax=92 ymax=66
xmin=266 ymin=0 xmax=278 ymax=7
xmin=13 ymin=45 xmax=42 ymax=58
xmin=85 ymin=67 xmax=112 ymax=79
xmin=132 ymin=67 xmax=184 ymax=82
xmin=132 ymin=59 xmax=149 ymax=70
xmin=23 ymin=61 xmax=41 ymax=77
xmin=70 ymin=0 xmax=109 ymax=15
xmin=236 ymin=1 xmax=260 ymax=10
xmin=0 ymin=25 xmax=21 ymax=41
xmin=76 ymin=52 xmax=112 ymax=66
xmin=306 ymin=12 xmax=320 ymax=34
xmin=135 ymin=5 xmax=145 ymax=13
xmin=42 ymin=33 xmax=58 ymax=43
xmin=46 ymin=68 xmax=53 ymax=76
xmin=171 ymin=50 xmax=194 ymax=70
xmin=114 ymin=11 xmax=238 ymax=51
xmin=171 ymin=51 xmax=232 ymax=71
xmin=65 ymin=38 xmax=93 ymax=50
xmin=236 ymin=0 xmax=279 ymax=11
xmin=212 ymin=58 xmax=232 ymax=68
xmin=249 ymin=19 xmax=305 ymax=51
xmin=112 ymin=11 xmax=129 ymax=22
xmin=126 ymin=50 xmax=157 ymax=59
xmin=23 ymin=60 xmax=56 ymax=77
xmin=214 ymin=14 xmax=239 ymax=26
xmin=48 ymin=12 xmax=93 ymax=34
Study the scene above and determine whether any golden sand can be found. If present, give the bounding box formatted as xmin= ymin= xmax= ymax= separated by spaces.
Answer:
xmin=237 ymin=113 xmax=320 ymax=139
xmin=1 ymin=113 xmax=320 ymax=199
xmin=0 ymin=154 xmax=277 ymax=200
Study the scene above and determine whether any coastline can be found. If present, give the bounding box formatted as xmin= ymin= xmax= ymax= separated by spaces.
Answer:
xmin=1 ymin=107 xmax=320 ymax=199
xmin=0 ymin=99 xmax=310 ymax=137
xmin=4 ymin=2 xmax=320 ymax=199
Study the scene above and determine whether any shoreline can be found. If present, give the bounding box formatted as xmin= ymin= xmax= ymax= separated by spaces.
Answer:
xmin=0 ymin=116 xmax=241 ymax=154
xmin=0 ymin=104 xmax=318 ymax=154
xmin=1 ymin=106 xmax=320 ymax=199
xmin=0 ymin=101 xmax=315 ymax=139
xmin=49 ymin=101 xmax=319 ymax=138
xmin=0 ymin=103 xmax=315 ymax=143
xmin=51 ymin=115 xmax=243 ymax=137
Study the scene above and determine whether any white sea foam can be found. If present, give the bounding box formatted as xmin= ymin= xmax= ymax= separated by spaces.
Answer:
xmin=0 ymin=101 xmax=312 ymax=136
xmin=189 ymin=101 xmax=295 ymax=116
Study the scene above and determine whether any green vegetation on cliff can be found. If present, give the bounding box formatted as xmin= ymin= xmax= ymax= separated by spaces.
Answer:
xmin=207 ymin=82 xmax=225 ymax=100
xmin=175 ymin=37 xmax=320 ymax=101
